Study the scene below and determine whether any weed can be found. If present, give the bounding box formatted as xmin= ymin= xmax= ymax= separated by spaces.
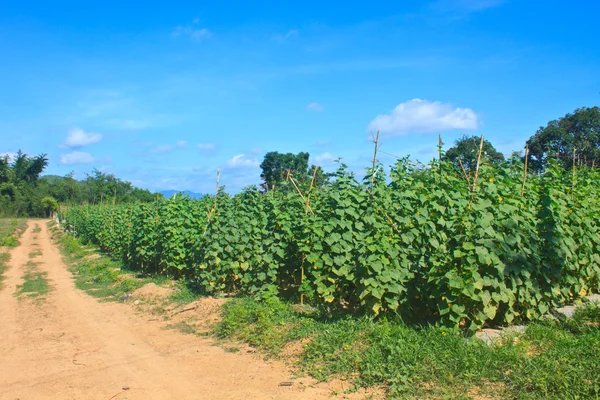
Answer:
xmin=166 ymin=321 xmax=199 ymax=336
xmin=28 ymin=249 xmax=42 ymax=259
xmin=168 ymin=280 xmax=202 ymax=304
xmin=17 ymin=262 xmax=50 ymax=300
xmin=0 ymin=253 xmax=10 ymax=289
xmin=0 ymin=219 xmax=27 ymax=247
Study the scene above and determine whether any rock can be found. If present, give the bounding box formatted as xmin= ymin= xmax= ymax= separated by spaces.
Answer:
xmin=476 ymin=329 xmax=502 ymax=346
xmin=586 ymin=294 xmax=600 ymax=303
xmin=504 ymin=325 xmax=526 ymax=335
xmin=554 ymin=305 xmax=577 ymax=318
xmin=134 ymin=300 xmax=140 ymax=305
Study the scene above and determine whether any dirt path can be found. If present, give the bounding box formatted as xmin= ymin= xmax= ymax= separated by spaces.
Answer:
xmin=0 ymin=221 xmax=346 ymax=400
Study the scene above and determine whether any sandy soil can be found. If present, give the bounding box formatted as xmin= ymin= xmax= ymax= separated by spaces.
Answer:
xmin=0 ymin=221 xmax=360 ymax=400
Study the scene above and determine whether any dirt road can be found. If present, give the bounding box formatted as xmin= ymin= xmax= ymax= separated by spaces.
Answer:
xmin=0 ymin=221 xmax=345 ymax=400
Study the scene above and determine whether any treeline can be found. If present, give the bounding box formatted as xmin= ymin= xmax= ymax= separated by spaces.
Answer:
xmin=0 ymin=151 xmax=155 ymax=217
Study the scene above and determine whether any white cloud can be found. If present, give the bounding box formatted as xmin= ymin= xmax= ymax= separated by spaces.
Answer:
xmin=274 ymin=29 xmax=299 ymax=42
xmin=367 ymin=99 xmax=478 ymax=137
xmin=313 ymin=152 xmax=336 ymax=165
xmin=197 ymin=143 xmax=216 ymax=155
xmin=62 ymin=128 xmax=102 ymax=148
xmin=172 ymin=21 xmax=212 ymax=41
xmin=225 ymin=154 xmax=260 ymax=168
xmin=60 ymin=151 xmax=96 ymax=165
xmin=149 ymin=140 xmax=187 ymax=154
xmin=306 ymin=102 xmax=325 ymax=112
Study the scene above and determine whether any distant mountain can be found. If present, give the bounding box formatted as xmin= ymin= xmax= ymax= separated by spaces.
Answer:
xmin=159 ymin=190 xmax=204 ymax=199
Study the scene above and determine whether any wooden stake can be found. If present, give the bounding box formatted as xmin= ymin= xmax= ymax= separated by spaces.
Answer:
xmin=458 ymin=159 xmax=472 ymax=187
xmin=371 ymin=131 xmax=380 ymax=189
xmin=472 ymin=135 xmax=485 ymax=192
xmin=438 ymin=134 xmax=443 ymax=183
xmin=571 ymin=148 xmax=577 ymax=200
xmin=288 ymin=173 xmax=315 ymax=215
xmin=521 ymin=145 xmax=529 ymax=197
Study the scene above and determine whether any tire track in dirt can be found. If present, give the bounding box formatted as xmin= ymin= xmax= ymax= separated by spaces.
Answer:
xmin=0 ymin=221 xmax=348 ymax=400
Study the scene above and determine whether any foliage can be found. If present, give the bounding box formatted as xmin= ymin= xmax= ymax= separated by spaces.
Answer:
xmin=526 ymin=106 xmax=600 ymax=172
xmin=41 ymin=196 xmax=58 ymax=217
xmin=0 ymin=151 xmax=49 ymax=216
xmin=59 ymin=151 xmax=600 ymax=331
xmin=445 ymin=135 xmax=505 ymax=172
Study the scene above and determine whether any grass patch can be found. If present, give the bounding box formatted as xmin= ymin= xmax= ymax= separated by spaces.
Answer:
xmin=0 ymin=253 xmax=10 ymax=289
xmin=28 ymin=249 xmax=42 ymax=258
xmin=166 ymin=321 xmax=201 ymax=336
xmin=0 ymin=219 xmax=27 ymax=247
xmin=216 ymin=297 xmax=600 ymax=399
xmin=53 ymin=230 xmax=171 ymax=302
xmin=16 ymin=261 xmax=50 ymax=300
xmin=32 ymin=224 xmax=41 ymax=233
xmin=168 ymin=280 xmax=203 ymax=304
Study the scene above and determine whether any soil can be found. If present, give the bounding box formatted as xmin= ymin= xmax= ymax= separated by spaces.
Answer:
xmin=0 ymin=221 xmax=364 ymax=400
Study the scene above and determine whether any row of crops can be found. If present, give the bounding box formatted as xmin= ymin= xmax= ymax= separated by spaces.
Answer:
xmin=59 ymin=157 xmax=600 ymax=330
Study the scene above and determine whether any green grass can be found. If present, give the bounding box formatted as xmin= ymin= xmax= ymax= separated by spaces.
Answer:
xmin=216 ymin=297 xmax=600 ymax=399
xmin=0 ymin=219 xmax=27 ymax=248
xmin=28 ymin=249 xmax=42 ymax=258
xmin=32 ymin=224 xmax=41 ymax=233
xmin=54 ymin=230 xmax=174 ymax=302
xmin=16 ymin=261 xmax=50 ymax=300
xmin=0 ymin=219 xmax=26 ymax=290
xmin=0 ymin=253 xmax=10 ymax=289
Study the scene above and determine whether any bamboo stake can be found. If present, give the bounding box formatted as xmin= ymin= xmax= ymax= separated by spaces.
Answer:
xmin=288 ymin=173 xmax=315 ymax=215
xmin=203 ymin=168 xmax=221 ymax=235
xmin=458 ymin=159 xmax=472 ymax=187
xmin=438 ymin=134 xmax=443 ymax=183
xmin=472 ymin=135 xmax=485 ymax=192
xmin=571 ymin=148 xmax=577 ymax=200
xmin=521 ymin=145 xmax=529 ymax=197
xmin=370 ymin=131 xmax=380 ymax=189
xmin=468 ymin=135 xmax=485 ymax=207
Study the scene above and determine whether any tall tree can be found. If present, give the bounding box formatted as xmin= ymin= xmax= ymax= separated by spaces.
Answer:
xmin=259 ymin=151 xmax=310 ymax=191
xmin=445 ymin=135 xmax=504 ymax=172
xmin=526 ymin=106 xmax=600 ymax=171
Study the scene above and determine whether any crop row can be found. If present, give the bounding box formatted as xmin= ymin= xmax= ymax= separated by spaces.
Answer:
xmin=59 ymin=157 xmax=600 ymax=330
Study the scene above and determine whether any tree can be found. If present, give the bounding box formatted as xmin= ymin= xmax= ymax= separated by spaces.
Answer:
xmin=445 ymin=135 xmax=504 ymax=172
xmin=526 ymin=106 xmax=600 ymax=172
xmin=259 ymin=152 xmax=310 ymax=191
xmin=41 ymin=196 xmax=58 ymax=218
xmin=11 ymin=150 xmax=48 ymax=183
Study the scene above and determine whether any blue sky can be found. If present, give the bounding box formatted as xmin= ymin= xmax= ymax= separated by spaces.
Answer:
xmin=1 ymin=0 xmax=598 ymax=193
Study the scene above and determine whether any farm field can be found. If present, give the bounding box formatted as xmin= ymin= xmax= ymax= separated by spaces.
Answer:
xmin=0 ymin=218 xmax=596 ymax=399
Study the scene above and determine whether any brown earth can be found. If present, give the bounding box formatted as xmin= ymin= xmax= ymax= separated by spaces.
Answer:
xmin=0 ymin=221 xmax=365 ymax=400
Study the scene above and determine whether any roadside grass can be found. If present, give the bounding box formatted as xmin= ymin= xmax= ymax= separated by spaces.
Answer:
xmin=0 ymin=253 xmax=10 ymax=289
xmin=16 ymin=260 xmax=50 ymax=300
xmin=52 ymin=229 xmax=177 ymax=303
xmin=0 ymin=219 xmax=27 ymax=248
xmin=1 ymin=219 xmax=27 ymax=290
xmin=216 ymin=297 xmax=600 ymax=399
